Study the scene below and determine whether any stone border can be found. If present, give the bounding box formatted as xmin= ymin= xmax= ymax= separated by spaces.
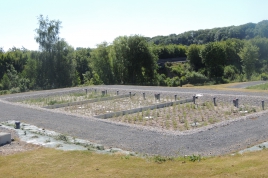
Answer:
xmin=43 ymin=93 xmax=136 ymax=109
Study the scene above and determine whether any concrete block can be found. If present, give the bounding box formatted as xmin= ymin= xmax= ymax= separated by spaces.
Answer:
xmin=0 ymin=132 xmax=11 ymax=146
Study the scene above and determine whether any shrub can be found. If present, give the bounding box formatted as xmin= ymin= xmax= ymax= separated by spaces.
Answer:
xmin=261 ymin=73 xmax=268 ymax=80
xmin=10 ymin=87 xmax=20 ymax=94
xmin=186 ymin=71 xmax=209 ymax=84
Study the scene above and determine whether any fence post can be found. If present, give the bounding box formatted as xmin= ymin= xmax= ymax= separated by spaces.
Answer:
xmin=236 ymin=98 xmax=239 ymax=108
xmin=193 ymin=96 xmax=196 ymax=104
xmin=213 ymin=97 xmax=216 ymax=106
xmin=143 ymin=93 xmax=146 ymax=100
xmin=262 ymin=100 xmax=265 ymax=110
xmin=174 ymin=95 xmax=177 ymax=101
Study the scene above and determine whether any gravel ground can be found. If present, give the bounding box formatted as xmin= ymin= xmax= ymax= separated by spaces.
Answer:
xmin=1 ymin=84 xmax=268 ymax=157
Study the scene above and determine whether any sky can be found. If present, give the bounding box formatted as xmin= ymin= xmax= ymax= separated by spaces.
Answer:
xmin=0 ymin=0 xmax=267 ymax=51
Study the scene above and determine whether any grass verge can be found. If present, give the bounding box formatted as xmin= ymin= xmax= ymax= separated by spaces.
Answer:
xmin=0 ymin=148 xmax=268 ymax=177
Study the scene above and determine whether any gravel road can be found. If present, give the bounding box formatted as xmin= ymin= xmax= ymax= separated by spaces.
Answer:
xmin=1 ymin=84 xmax=268 ymax=157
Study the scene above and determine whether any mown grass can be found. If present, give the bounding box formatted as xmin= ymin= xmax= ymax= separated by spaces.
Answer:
xmin=246 ymin=83 xmax=268 ymax=90
xmin=0 ymin=148 xmax=268 ymax=177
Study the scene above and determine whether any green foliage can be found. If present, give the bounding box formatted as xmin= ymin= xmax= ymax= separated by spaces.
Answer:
xmin=200 ymin=42 xmax=226 ymax=79
xmin=34 ymin=15 xmax=77 ymax=89
xmin=261 ymin=73 xmax=268 ymax=80
xmin=91 ymin=42 xmax=114 ymax=84
xmin=187 ymin=44 xmax=204 ymax=71
xmin=238 ymin=42 xmax=259 ymax=79
xmin=188 ymin=154 xmax=201 ymax=162
xmin=108 ymin=35 xmax=158 ymax=85
xmin=1 ymin=73 xmax=10 ymax=90
xmin=247 ymin=83 xmax=268 ymax=90
xmin=148 ymin=20 xmax=268 ymax=45
xmin=186 ymin=71 xmax=209 ymax=84
xmin=223 ymin=65 xmax=238 ymax=81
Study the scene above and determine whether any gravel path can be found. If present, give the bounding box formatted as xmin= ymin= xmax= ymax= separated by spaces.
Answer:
xmin=1 ymin=85 xmax=268 ymax=157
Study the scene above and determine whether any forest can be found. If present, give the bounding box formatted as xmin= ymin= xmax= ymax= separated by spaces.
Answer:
xmin=1 ymin=16 xmax=268 ymax=94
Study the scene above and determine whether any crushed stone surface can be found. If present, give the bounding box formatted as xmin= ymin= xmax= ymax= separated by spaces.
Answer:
xmin=1 ymin=84 xmax=268 ymax=156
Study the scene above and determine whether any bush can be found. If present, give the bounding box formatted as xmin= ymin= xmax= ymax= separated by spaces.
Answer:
xmin=261 ymin=73 xmax=268 ymax=80
xmin=186 ymin=72 xmax=209 ymax=84
xmin=223 ymin=65 xmax=238 ymax=81
xmin=10 ymin=87 xmax=20 ymax=94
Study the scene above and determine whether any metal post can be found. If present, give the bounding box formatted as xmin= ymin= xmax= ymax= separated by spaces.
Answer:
xmin=262 ymin=100 xmax=265 ymax=110
xmin=158 ymin=94 xmax=160 ymax=101
xmin=174 ymin=95 xmax=177 ymax=101
xmin=233 ymin=99 xmax=236 ymax=107
xmin=236 ymin=98 xmax=239 ymax=108
xmin=143 ymin=93 xmax=146 ymax=100
xmin=85 ymin=89 xmax=88 ymax=95
xmin=193 ymin=96 xmax=196 ymax=104
xmin=213 ymin=97 xmax=216 ymax=106
xmin=117 ymin=91 xmax=119 ymax=95
xmin=15 ymin=121 xmax=20 ymax=129
xmin=129 ymin=92 xmax=131 ymax=98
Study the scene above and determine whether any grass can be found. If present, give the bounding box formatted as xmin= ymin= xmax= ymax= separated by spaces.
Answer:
xmin=1 ymin=148 xmax=268 ymax=177
xmin=21 ymin=91 xmax=110 ymax=106
xmin=246 ymin=83 xmax=268 ymax=90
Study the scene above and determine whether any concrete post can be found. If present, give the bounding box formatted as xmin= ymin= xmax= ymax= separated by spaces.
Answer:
xmin=102 ymin=91 xmax=105 ymax=96
xmin=105 ymin=90 xmax=107 ymax=95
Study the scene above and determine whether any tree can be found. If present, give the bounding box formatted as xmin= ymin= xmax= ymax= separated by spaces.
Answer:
xmin=186 ymin=44 xmax=204 ymax=71
xmin=34 ymin=15 xmax=76 ymax=89
xmin=75 ymin=48 xmax=92 ymax=84
xmin=200 ymin=42 xmax=226 ymax=79
xmin=111 ymin=35 xmax=158 ymax=85
xmin=91 ymin=42 xmax=114 ymax=84
xmin=238 ymin=42 xmax=259 ymax=79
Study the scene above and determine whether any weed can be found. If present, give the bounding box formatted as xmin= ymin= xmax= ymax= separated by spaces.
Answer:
xmin=187 ymin=154 xmax=202 ymax=162
xmin=55 ymin=134 xmax=69 ymax=142
xmin=121 ymin=155 xmax=130 ymax=160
